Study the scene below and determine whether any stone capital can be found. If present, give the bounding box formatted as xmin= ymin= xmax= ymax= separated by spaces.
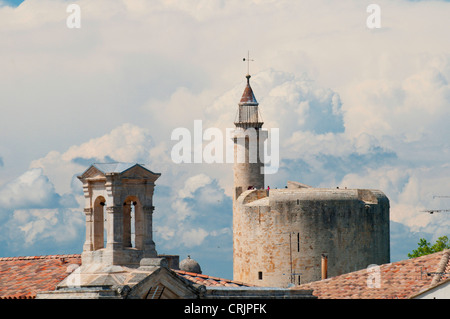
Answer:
xmin=106 ymin=205 xmax=122 ymax=214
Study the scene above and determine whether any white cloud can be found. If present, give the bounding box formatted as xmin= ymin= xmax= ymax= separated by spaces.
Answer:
xmin=181 ymin=228 xmax=209 ymax=248
xmin=0 ymin=168 xmax=61 ymax=210
xmin=15 ymin=209 xmax=58 ymax=244
xmin=62 ymin=123 xmax=155 ymax=163
xmin=342 ymin=58 xmax=450 ymax=146
xmin=340 ymin=164 xmax=450 ymax=240
xmin=178 ymin=174 xmax=212 ymax=199
xmin=8 ymin=207 xmax=84 ymax=247
xmin=155 ymin=225 xmax=175 ymax=242
xmin=29 ymin=123 xmax=161 ymax=194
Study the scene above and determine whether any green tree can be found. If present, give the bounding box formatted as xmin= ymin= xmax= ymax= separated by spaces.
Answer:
xmin=408 ymin=236 xmax=450 ymax=258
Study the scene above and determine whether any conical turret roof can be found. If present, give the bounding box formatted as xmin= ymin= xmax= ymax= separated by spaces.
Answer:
xmin=239 ymin=75 xmax=258 ymax=106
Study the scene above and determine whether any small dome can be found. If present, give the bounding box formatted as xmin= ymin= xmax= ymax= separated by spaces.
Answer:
xmin=180 ymin=255 xmax=202 ymax=274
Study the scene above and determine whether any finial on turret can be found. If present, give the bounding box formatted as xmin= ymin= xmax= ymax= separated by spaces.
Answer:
xmin=243 ymin=51 xmax=254 ymax=77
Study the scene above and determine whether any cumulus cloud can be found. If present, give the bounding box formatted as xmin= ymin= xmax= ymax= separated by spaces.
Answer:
xmin=155 ymin=173 xmax=231 ymax=251
xmin=0 ymin=168 xmax=84 ymax=255
xmin=29 ymin=123 xmax=161 ymax=194
xmin=62 ymin=123 xmax=155 ymax=164
xmin=181 ymin=228 xmax=209 ymax=248
xmin=342 ymin=57 xmax=450 ymax=146
xmin=0 ymin=168 xmax=61 ymax=210
xmin=178 ymin=174 xmax=212 ymax=199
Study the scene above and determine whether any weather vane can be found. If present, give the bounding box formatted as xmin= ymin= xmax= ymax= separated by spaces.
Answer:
xmin=243 ymin=51 xmax=254 ymax=76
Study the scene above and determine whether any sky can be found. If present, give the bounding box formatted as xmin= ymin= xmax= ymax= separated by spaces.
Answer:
xmin=0 ymin=0 xmax=449 ymax=280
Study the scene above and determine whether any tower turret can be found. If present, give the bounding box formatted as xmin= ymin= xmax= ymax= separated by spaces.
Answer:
xmin=232 ymin=73 xmax=267 ymax=201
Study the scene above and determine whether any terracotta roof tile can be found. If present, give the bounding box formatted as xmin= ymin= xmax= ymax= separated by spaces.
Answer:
xmin=0 ymin=254 xmax=82 ymax=299
xmin=0 ymin=253 xmax=254 ymax=299
xmin=294 ymin=250 xmax=450 ymax=299
xmin=0 ymin=254 xmax=254 ymax=298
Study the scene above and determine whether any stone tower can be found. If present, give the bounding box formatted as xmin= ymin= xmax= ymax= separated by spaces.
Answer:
xmin=233 ymin=186 xmax=390 ymax=287
xmin=231 ymin=74 xmax=390 ymax=288
xmin=77 ymin=163 xmax=161 ymax=266
xmin=232 ymin=73 xmax=267 ymax=203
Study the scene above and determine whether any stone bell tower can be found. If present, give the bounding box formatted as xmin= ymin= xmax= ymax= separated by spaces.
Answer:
xmin=232 ymin=73 xmax=267 ymax=202
xmin=77 ymin=163 xmax=161 ymax=266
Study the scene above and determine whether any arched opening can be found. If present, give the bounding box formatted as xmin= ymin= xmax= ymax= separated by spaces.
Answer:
xmin=123 ymin=196 xmax=142 ymax=249
xmin=93 ymin=196 xmax=106 ymax=250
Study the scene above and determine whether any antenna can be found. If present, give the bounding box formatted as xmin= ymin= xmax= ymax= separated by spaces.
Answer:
xmin=418 ymin=266 xmax=450 ymax=280
xmin=421 ymin=195 xmax=450 ymax=214
xmin=421 ymin=209 xmax=450 ymax=214
xmin=243 ymin=51 xmax=254 ymax=76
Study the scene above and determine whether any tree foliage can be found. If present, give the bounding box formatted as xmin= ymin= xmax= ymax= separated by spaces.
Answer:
xmin=408 ymin=236 xmax=450 ymax=258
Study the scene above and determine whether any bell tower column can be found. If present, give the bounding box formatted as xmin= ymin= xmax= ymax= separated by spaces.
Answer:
xmin=142 ymin=204 xmax=157 ymax=257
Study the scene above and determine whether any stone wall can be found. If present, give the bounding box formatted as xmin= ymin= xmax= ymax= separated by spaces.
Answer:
xmin=233 ymin=188 xmax=390 ymax=287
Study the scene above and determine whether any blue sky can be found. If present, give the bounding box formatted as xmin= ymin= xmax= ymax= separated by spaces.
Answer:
xmin=0 ymin=0 xmax=450 ymax=281
xmin=1 ymin=0 xmax=23 ymax=6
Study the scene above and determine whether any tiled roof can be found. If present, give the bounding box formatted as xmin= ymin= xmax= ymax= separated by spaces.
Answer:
xmin=0 ymin=254 xmax=251 ymax=299
xmin=8 ymin=251 xmax=446 ymax=299
xmin=294 ymin=249 xmax=450 ymax=299
xmin=0 ymin=254 xmax=81 ymax=299
xmin=174 ymin=270 xmax=253 ymax=288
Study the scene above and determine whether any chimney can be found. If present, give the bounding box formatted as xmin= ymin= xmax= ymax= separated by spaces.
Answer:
xmin=321 ymin=254 xmax=328 ymax=280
